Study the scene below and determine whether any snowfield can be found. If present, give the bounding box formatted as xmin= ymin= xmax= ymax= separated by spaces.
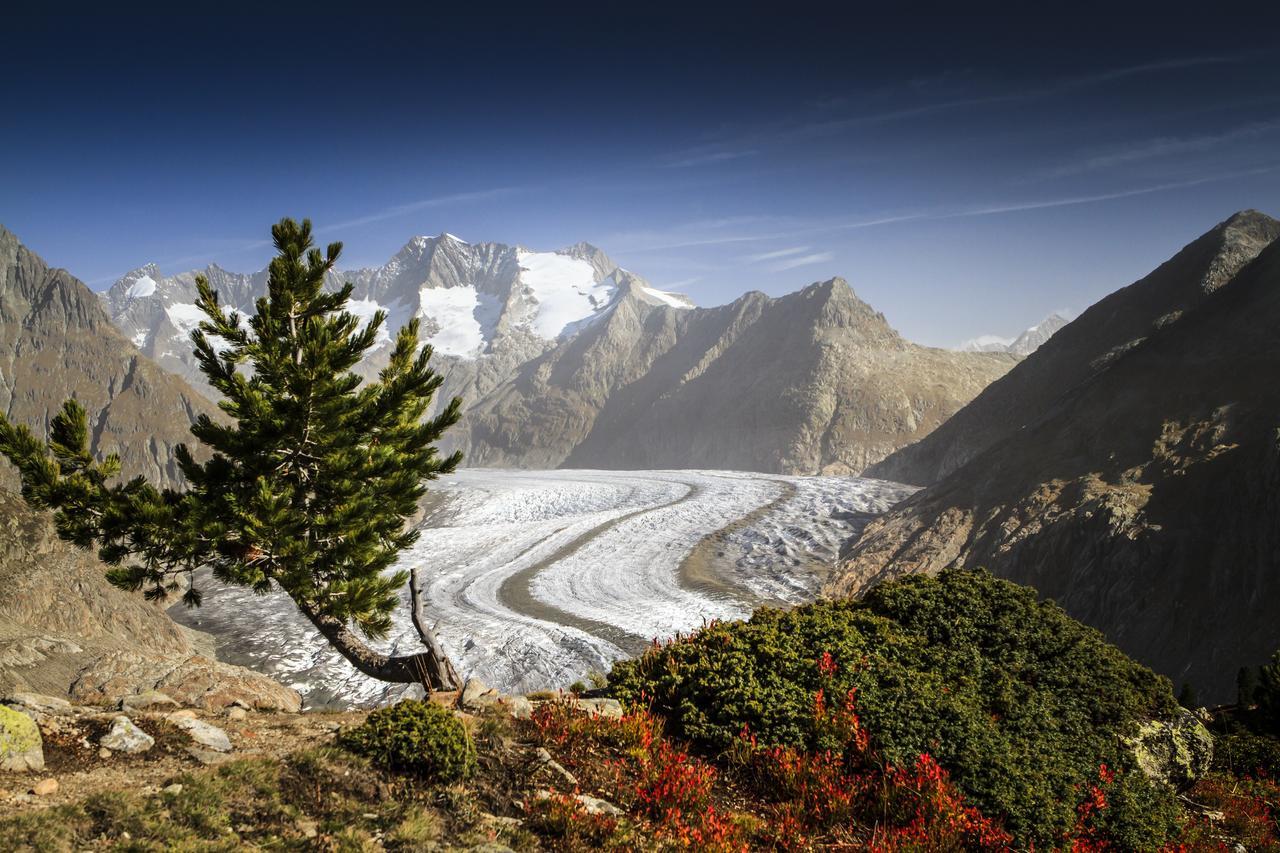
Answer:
xmin=170 ymin=469 xmax=912 ymax=708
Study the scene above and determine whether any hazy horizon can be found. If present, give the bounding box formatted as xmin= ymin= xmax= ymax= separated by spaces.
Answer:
xmin=4 ymin=5 xmax=1280 ymax=347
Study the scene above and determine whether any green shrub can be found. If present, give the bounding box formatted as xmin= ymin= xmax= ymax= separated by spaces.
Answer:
xmin=340 ymin=700 xmax=476 ymax=782
xmin=1214 ymin=727 xmax=1280 ymax=777
xmin=610 ymin=568 xmax=1181 ymax=847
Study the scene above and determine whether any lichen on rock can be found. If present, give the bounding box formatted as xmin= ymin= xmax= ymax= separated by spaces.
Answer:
xmin=0 ymin=704 xmax=43 ymax=771
xmin=1125 ymin=709 xmax=1214 ymax=790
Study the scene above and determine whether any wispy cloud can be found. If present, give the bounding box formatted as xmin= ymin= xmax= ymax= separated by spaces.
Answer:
xmin=625 ymin=163 xmax=1279 ymax=265
xmin=320 ymin=187 xmax=523 ymax=233
xmin=945 ymin=164 xmax=1280 ymax=219
xmin=1056 ymin=55 xmax=1244 ymax=90
xmin=660 ymin=276 xmax=703 ymax=290
xmin=662 ymin=148 xmax=761 ymax=169
xmin=771 ymin=251 xmax=833 ymax=271
xmin=661 ymin=52 xmax=1253 ymax=166
xmin=745 ymin=246 xmax=811 ymax=262
xmin=1032 ymin=120 xmax=1280 ymax=179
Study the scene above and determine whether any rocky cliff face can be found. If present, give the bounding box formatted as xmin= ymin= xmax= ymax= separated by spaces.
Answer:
xmin=461 ymin=277 xmax=1016 ymax=474
xmin=871 ymin=211 xmax=1280 ymax=486
xmin=0 ymin=226 xmax=214 ymax=488
xmin=830 ymin=212 xmax=1280 ymax=700
xmin=0 ymin=487 xmax=298 ymax=709
xmin=0 ymin=228 xmax=294 ymax=708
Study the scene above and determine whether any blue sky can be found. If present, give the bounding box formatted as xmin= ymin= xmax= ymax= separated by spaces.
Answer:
xmin=3 ymin=4 xmax=1280 ymax=346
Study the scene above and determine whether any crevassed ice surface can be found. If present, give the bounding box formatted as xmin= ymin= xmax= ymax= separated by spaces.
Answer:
xmin=170 ymin=469 xmax=913 ymax=708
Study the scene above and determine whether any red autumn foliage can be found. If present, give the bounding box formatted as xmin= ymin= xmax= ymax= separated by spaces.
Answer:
xmin=741 ymin=687 xmax=1012 ymax=851
xmin=1172 ymin=772 xmax=1280 ymax=850
xmin=520 ymin=654 xmax=1280 ymax=851
xmin=524 ymin=682 xmax=1015 ymax=850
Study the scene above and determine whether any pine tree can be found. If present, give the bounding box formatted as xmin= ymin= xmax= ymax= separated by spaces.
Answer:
xmin=1177 ymin=682 xmax=1198 ymax=709
xmin=1259 ymin=650 xmax=1280 ymax=733
xmin=1237 ymin=665 xmax=1259 ymax=709
xmin=0 ymin=218 xmax=463 ymax=690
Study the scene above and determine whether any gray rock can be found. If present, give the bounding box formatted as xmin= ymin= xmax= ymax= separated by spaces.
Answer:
xmin=186 ymin=747 xmax=234 ymax=766
xmin=459 ymin=677 xmax=500 ymax=712
xmin=571 ymin=697 xmax=623 ymax=719
xmin=4 ymin=692 xmax=73 ymax=718
xmin=1125 ymin=709 xmax=1214 ymax=791
xmin=119 ymin=691 xmax=179 ymax=712
xmin=0 ymin=705 xmax=43 ymax=771
xmin=173 ymin=717 xmax=232 ymax=752
xmin=575 ymin=794 xmax=622 ymax=817
xmin=99 ymin=716 xmax=154 ymax=754
xmin=506 ymin=695 xmax=534 ymax=720
xmin=72 ymin=651 xmax=301 ymax=713
xmin=534 ymin=747 xmax=577 ymax=786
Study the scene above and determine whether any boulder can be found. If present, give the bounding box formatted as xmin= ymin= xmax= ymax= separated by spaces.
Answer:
xmin=99 ymin=715 xmax=154 ymax=754
xmin=570 ymin=697 xmax=623 ymax=719
xmin=459 ymin=677 xmax=501 ymax=713
xmin=1125 ymin=709 xmax=1214 ymax=790
xmin=4 ymin=691 xmax=73 ymax=718
xmin=0 ymin=705 xmax=43 ymax=771
xmin=119 ymin=691 xmax=179 ymax=712
xmin=70 ymin=651 xmax=301 ymax=712
xmin=173 ymin=717 xmax=232 ymax=752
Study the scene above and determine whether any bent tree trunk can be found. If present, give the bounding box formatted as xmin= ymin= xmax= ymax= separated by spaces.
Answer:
xmin=295 ymin=567 xmax=460 ymax=692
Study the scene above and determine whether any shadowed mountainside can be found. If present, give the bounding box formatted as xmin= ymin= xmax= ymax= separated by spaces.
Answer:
xmin=831 ymin=212 xmax=1280 ymax=700
xmin=869 ymin=211 xmax=1280 ymax=486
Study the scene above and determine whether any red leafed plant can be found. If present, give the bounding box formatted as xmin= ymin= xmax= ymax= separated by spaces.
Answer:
xmin=740 ymin=684 xmax=1013 ymax=851
xmin=1173 ymin=772 xmax=1280 ymax=850
xmin=526 ymin=699 xmax=748 ymax=850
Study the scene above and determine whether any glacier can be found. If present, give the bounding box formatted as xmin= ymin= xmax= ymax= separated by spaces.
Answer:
xmin=169 ymin=469 xmax=912 ymax=708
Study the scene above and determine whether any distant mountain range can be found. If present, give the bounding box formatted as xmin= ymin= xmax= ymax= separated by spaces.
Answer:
xmin=102 ymin=235 xmax=1014 ymax=475
xmin=833 ymin=210 xmax=1280 ymax=700
xmin=958 ymin=313 xmax=1070 ymax=357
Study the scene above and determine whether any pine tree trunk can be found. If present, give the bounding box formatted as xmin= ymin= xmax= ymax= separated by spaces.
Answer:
xmin=295 ymin=588 xmax=460 ymax=692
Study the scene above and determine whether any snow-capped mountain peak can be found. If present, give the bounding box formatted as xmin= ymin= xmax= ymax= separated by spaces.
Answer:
xmin=99 ymin=234 xmax=695 ymax=401
xmin=957 ymin=312 xmax=1070 ymax=357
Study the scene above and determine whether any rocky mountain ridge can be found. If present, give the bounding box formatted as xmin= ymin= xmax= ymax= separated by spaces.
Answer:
xmin=958 ymin=312 xmax=1069 ymax=356
xmin=104 ymin=237 xmax=1014 ymax=475
xmin=0 ymin=226 xmax=218 ymax=490
xmin=830 ymin=210 xmax=1280 ymax=700
xmin=459 ymin=275 xmax=1015 ymax=473
xmin=870 ymin=210 xmax=1280 ymax=486
xmin=102 ymin=235 xmax=692 ymax=413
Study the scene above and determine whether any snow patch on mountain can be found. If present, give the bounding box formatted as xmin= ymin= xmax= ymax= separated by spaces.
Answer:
xmin=640 ymin=285 xmax=695 ymax=309
xmin=517 ymin=250 xmax=617 ymax=338
xmin=165 ymin=302 xmax=207 ymax=340
xmin=958 ymin=312 xmax=1070 ymax=356
xmin=345 ymin=297 xmax=413 ymax=349
xmin=126 ymin=274 xmax=157 ymax=299
xmin=958 ymin=334 xmax=1014 ymax=352
xmin=417 ymin=285 xmax=487 ymax=357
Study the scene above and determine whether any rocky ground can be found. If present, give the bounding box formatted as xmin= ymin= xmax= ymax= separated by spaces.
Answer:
xmin=0 ymin=679 xmax=624 ymax=851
